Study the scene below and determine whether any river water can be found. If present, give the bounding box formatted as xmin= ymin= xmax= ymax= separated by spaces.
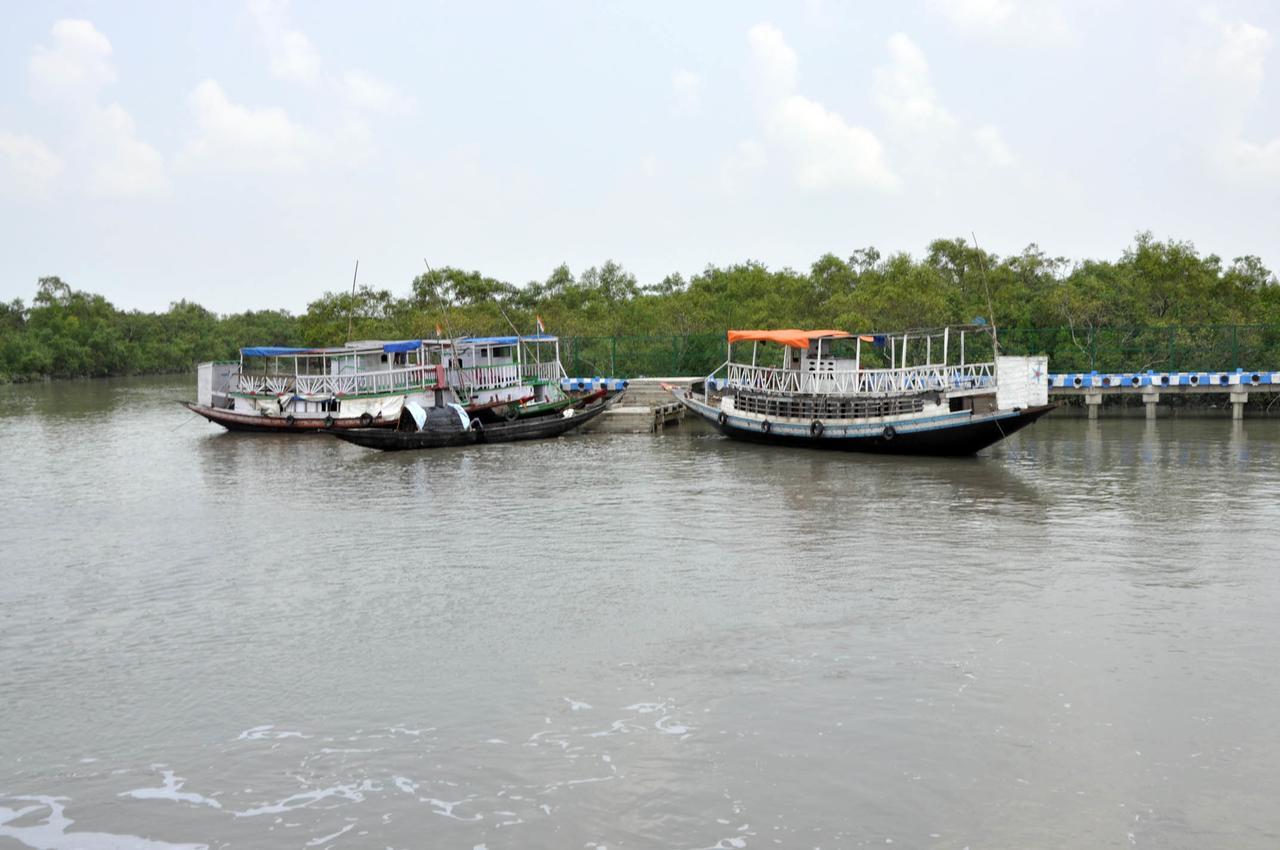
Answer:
xmin=1 ymin=376 xmax=1278 ymax=850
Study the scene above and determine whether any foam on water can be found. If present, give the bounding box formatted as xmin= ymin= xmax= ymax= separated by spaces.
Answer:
xmin=303 ymin=821 xmax=355 ymax=846
xmin=0 ymin=797 xmax=206 ymax=850
xmin=121 ymin=772 xmax=221 ymax=810
xmin=233 ymin=782 xmax=373 ymax=818
xmin=235 ymin=726 xmax=309 ymax=741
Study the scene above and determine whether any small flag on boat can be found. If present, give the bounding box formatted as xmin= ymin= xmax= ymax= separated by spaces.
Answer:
xmin=536 ymin=315 xmax=546 ymax=333
xmin=435 ymin=323 xmax=443 ymax=338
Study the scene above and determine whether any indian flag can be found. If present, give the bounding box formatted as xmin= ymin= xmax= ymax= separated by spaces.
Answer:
xmin=535 ymin=315 xmax=546 ymax=333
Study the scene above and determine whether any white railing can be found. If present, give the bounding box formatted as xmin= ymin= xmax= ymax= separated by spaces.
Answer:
xmin=447 ymin=363 xmax=523 ymax=392
xmin=725 ymin=361 xmax=995 ymax=396
xmin=521 ymin=360 xmax=566 ymax=382
xmin=238 ymin=363 xmax=441 ymax=397
xmin=237 ymin=374 xmax=294 ymax=395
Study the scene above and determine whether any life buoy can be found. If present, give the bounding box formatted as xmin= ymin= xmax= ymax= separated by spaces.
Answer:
xmin=882 ymin=425 xmax=896 ymax=440
xmin=761 ymin=420 xmax=772 ymax=433
xmin=285 ymin=415 xmax=296 ymax=426
xmin=323 ymin=415 xmax=334 ymax=428
xmin=810 ymin=419 xmax=824 ymax=438
xmin=359 ymin=412 xmax=373 ymax=426
xmin=717 ymin=411 xmax=728 ymax=426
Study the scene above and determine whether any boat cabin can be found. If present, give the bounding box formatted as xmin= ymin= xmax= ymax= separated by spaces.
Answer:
xmin=712 ymin=326 xmax=1000 ymax=412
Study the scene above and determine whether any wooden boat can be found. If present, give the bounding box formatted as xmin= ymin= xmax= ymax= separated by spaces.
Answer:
xmin=670 ymin=327 xmax=1055 ymax=456
xmin=330 ymin=397 xmax=608 ymax=451
xmin=189 ymin=339 xmax=455 ymax=432
xmin=189 ymin=334 xmax=581 ymax=433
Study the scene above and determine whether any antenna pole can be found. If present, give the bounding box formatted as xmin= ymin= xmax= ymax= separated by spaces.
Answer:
xmin=970 ymin=233 xmax=999 ymax=356
xmin=346 ymin=260 xmax=359 ymax=343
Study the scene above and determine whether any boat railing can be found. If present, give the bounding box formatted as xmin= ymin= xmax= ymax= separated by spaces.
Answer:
xmin=239 ymin=363 xmax=442 ymax=397
xmin=447 ymin=363 xmax=523 ymax=392
xmin=724 ymin=361 xmax=995 ymax=396
xmin=520 ymin=360 xmax=566 ymax=383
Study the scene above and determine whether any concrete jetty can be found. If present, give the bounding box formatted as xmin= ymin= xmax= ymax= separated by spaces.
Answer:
xmin=1049 ymin=370 xmax=1280 ymax=419
xmin=580 ymin=378 xmax=690 ymax=433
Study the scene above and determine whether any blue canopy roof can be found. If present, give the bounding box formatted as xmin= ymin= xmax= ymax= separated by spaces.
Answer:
xmin=241 ymin=339 xmax=427 ymax=357
xmin=240 ymin=346 xmax=320 ymax=357
xmin=461 ymin=334 xmax=558 ymax=345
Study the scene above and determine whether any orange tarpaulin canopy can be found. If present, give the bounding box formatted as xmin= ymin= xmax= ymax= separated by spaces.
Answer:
xmin=727 ymin=329 xmax=853 ymax=348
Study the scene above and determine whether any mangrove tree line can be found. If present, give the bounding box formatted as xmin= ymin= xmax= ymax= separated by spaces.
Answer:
xmin=2 ymin=233 xmax=1278 ymax=381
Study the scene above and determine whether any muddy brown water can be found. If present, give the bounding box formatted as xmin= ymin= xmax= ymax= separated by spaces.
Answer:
xmin=2 ymin=376 xmax=1278 ymax=849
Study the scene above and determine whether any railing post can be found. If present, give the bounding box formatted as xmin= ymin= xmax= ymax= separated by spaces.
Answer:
xmin=1232 ymin=325 xmax=1239 ymax=370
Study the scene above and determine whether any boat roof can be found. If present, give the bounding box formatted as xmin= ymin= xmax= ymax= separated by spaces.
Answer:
xmin=460 ymin=334 xmax=559 ymax=345
xmin=727 ymin=329 xmax=853 ymax=348
xmin=240 ymin=339 xmax=447 ymax=357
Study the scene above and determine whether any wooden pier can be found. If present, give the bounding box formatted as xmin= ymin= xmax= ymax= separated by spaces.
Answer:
xmin=1049 ymin=370 xmax=1280 ymax=419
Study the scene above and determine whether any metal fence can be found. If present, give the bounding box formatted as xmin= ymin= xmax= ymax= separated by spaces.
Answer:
xmin=560 ymin=326 xmax=1280 ymax=378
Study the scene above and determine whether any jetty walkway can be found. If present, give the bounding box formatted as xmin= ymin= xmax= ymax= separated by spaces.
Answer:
xmin=1049 ymin=369 xmax=1280 ymax=419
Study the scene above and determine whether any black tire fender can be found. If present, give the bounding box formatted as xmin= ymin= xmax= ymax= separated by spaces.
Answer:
xmin=717 ymin=411 xmax=728 ymax=426
xmin=285 ymin=414 xmax=296 ymax=426
xmin=323 ymin=415 xmax=334 ymax=428
xmin=810 ymin=419 xmax=824 ymax=438
xmin=359 ymin=412 xmax=373 ymax=426
xmin=882 ymin=425 xmax=896 ymax=440
xmin=761 ymin=419 xmax=772 ymax=433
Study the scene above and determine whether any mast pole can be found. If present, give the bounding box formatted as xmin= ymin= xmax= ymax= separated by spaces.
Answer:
xmin=346 ymin=260 xmax=359 ymax=343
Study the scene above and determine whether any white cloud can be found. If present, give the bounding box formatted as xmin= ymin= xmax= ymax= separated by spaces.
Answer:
xmin=86 ymin=105 xmax=168 ymax=198
xmin=868 ymin=32 xmax=1020 ymax=179
xmin=873 ymin=33 xmax=955 ymax=134
xmin=1193 ymin=12 xmax=1278 ymax=182
xmin=973 ymin=124 xmax=1016 ymax=167
xmin=747 ymin=24 xmax=798 ymax=100
xmin=934 ymin=0 xmax=1070 ymax=45
xmin=640 ymin=153 xmax=660 ymax=178
xmin=249 ymin=0 xmax=322 ymax=84
xmin=28 ymin=18 xmax=116 ymax=102
xmin=671 ymin=69 xmax=703 ymax=114
xmin=1219 ymin=137 xmax=1280 ymax=178
xmin=339 ymin=70 xmax=415 ymax=115
xmin=0 ymin=131 xmax=64 ymax=198
xmin=720 ymin=139 xmax=767 ymax=190
xmin=1193 ymin=10 xmax=1270 ymax=103
xmin=768 ymin=96 xmax=896 ymax=190
xmin=744 ymin=23 xmax=897 ymax=191
xmin=180 ymin=79 xmax=323 ymax=173
xmin=26 ymin=19 xmax=167 ymax=199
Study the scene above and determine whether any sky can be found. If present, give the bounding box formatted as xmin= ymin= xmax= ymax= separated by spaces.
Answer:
xmin=1 ymin=0 xmax=1277 ymax=314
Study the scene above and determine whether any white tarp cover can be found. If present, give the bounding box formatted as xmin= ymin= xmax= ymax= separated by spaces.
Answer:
xmin=339 ymin=396 xmax=405 ymax=421
xmin=995 ymin=355 xmax=1049 ymax=410
xmin=403 ymin=400 xmax=427 ymax=431
xmin=446 ymin=403 xmax=471 ymax=431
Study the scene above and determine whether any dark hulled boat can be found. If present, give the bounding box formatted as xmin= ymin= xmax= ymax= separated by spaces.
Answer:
xmin=671 ymin=327 xmax=1055 ymax=457
xmin=330 ymin=396 xmax=609 ymax=452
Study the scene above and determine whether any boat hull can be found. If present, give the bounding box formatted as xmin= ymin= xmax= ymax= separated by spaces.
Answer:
xmin=183 ymin=402 xmax=396 ymax=433
xmin=330 ymin=400 xmax=608 ymax=451
xmin=675 ymin=392 xmax=1055 ymax=456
